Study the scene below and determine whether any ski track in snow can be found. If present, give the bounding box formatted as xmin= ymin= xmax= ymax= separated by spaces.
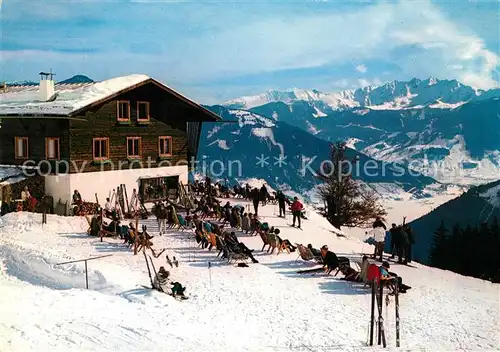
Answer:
xmin=0 ymin=201 xmax=498 ymax=352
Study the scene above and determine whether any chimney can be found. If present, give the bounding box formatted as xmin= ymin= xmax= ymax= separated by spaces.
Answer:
xmin=39 ymin=70 xmax=55 ymax=101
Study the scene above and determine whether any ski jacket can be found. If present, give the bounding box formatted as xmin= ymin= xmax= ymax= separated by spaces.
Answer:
xmin=291 ymin=200 xmax=303 ymax=212
xmin=367 ymin=227 xmax=386 ymax=242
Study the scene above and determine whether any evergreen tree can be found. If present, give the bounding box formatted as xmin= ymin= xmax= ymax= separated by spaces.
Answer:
xmin=430 ymin=220 xmax=449 ymax=269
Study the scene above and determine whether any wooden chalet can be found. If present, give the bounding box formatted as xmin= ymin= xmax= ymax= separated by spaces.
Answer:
xmin=0 ymin=72 xmax=221 ymax=211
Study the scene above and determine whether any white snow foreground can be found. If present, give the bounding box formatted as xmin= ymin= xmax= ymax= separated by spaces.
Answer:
xmin=0 ymin=204 xmax=498 ymax=352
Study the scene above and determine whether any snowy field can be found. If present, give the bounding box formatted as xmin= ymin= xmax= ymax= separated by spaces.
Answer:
xmin=0 ymin=198 xmax=499 ymax=352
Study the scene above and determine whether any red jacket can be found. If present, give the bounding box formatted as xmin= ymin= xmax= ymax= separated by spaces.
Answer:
xmin=291 ymin=200 xmax=303 ymax=212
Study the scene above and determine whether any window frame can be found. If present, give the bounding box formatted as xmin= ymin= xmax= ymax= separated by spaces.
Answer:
xmin=158 ymin=136 xmax=173 ymax=157
xmin=92 ymin=137 xmax=110 ymax=161
xmin=116 ymin=100 xmax=131 ymax=122
xmin=137 ymin=101 xmax=150 ymax=122
xmin=45 ymin=137 xmax=60 ymax=160
xmin=14 ymin=137 xmax=28 ymax=159
xmin=126 ymin=137 xmax=142 ymax=159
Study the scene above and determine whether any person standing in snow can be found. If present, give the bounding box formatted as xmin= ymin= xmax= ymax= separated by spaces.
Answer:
xmin=241 ymin=213 xmax=251 ymax=233
xmin=260 ymin=184 xmax=268 ymax=206
xmin=251 ymin=188 xmax=260 ymax=215
xmin=276 ymin=190 xmax=287 ymax=218
xmin=290 ymin=197 xmax=304 ymax=228
xmin=371 ymin=217 xmax=386 ymax=261
xmin=389 ymin=223 xmax=401 ymax=259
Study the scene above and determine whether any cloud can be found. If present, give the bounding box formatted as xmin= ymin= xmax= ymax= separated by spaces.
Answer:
xmin=358 ymin=79 xmax=370 ymax=88
xmin=356 ymin=64 xmax=368 ymax=73
xmin=1 ymin=0 xmax=498 ymax=102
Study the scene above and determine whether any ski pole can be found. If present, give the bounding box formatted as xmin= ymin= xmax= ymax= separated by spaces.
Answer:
xmin=208 ymin=261 xmax=212 ymax=287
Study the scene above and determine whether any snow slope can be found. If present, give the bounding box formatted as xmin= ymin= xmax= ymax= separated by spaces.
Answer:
xmin=1 ymin=199 xmax=499 ymax=351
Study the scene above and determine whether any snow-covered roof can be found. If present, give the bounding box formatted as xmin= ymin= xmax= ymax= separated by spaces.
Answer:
xmin=0 ymin=165 xmax=39 ymax=185
xmin=0 ymin=74 xmax=165 ymax=117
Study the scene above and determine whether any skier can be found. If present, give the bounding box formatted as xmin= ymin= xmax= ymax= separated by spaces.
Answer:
xmin=276 ymin=190 xmax=287 ymax=217
xmin=290 ymin=197 xmax=304 ymax=228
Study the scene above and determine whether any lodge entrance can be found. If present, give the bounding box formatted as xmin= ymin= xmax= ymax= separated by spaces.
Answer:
xmin=139 ymin=175 xmax=179 ymax=203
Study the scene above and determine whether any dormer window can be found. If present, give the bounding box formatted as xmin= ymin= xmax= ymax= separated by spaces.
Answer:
xmin=117 ymin=101 xmax=130 ymax=122
xmin=137 ymin=101 xmax=150 ymax=122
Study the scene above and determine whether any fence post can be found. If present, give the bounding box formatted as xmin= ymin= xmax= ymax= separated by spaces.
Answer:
xmin=55 ymin=254 xmax=112 ymax=290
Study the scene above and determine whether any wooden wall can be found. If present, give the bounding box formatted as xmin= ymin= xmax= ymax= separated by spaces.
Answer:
xmin=0 ymin=119 xmax=70 ymax=172
xmin=69 ymin=82 xmax=189 ymax=174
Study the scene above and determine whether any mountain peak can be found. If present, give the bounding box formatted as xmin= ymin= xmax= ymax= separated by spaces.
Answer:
xmin=59 ymin=75 xmax=94 ymax=84
xmin=223 ymin=77 xmax=499 ymax=111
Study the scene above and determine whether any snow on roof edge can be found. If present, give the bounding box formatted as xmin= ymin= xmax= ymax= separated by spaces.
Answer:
xmin=0 ymin=74 xmax=151 ymax=116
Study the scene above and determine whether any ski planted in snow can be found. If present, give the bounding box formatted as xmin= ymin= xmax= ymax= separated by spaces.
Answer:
xmin=375 ymin=283 xmax=387 ymax=347
xmin=395 ymin=284 xmax=400 ymax=347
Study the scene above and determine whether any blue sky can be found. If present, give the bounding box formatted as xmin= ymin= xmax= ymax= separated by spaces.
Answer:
xmin=1 ymin=0 xmax=499 ymax=104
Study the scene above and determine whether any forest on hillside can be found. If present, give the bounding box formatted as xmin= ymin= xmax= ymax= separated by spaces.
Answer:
xmin=430 ymin=218 xmax=500 ymax=283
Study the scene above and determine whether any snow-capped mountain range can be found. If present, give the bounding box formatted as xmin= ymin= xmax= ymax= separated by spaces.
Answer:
xmin=198 ymin=107 xmax=451 ymax=201
xmin=221 ymin=78 xmax=500 ymax=185
xmin=224 ymin=77 xmax=499 ymax=111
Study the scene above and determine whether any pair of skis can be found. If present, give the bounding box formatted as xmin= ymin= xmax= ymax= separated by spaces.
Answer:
xmin=370 ymin=281 xmax=400 ymax=348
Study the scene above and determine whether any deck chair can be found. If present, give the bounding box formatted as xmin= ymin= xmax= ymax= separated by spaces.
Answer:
xmin=85 ymin=215 xmax=93 ymax=235
xmin=330 ymin=257 xmax=351 ymax=276
xmin=295 ymin=244 xmax=322 ymax=263
xmin=177 ymin=214 xmax=188 ymax=231
xmin=259 ymin=232 xmax=271 ymax=252
xmin=266 ymin=233 xmax=281 ymax=254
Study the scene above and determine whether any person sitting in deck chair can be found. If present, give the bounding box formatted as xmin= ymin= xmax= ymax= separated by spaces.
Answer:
xmin=379 ymin=261 xmax=411 ymax=293
xmin=307 ymin=244 xmax=321 ymax=257
xmin=223 ymin=231 xmax=259 ymax=263
xmin=270 ymin=227 xmax=296 ymax=252
xmin=104 ymin=198 xmax=114 ymax=218
xmin=339 ymin=264 xmax=361 ymax=282
xmin=153 ymin=266 xmax=170 ymax=291
xmin=320 ymin=245 xmax=339 ymax=274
